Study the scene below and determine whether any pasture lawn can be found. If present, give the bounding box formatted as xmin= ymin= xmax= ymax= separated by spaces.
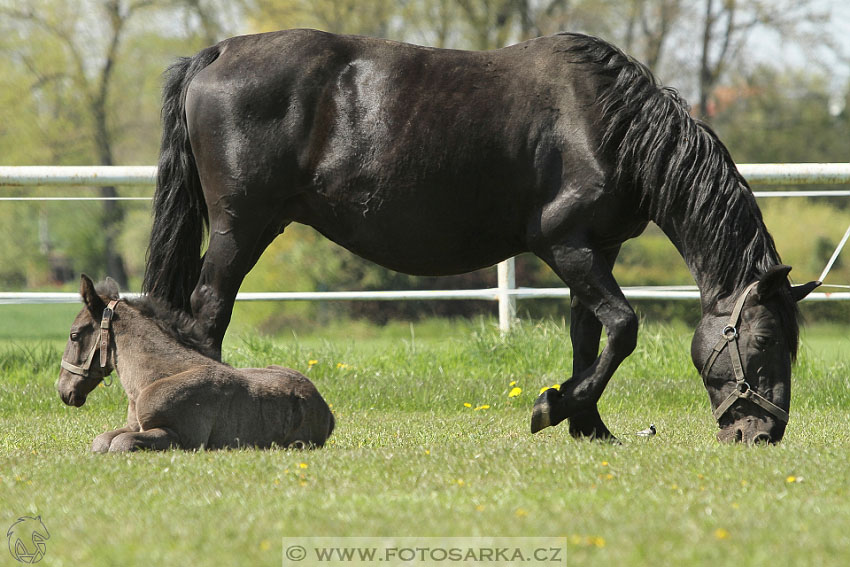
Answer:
xmin=1 ymin=313 xmax=849 ymax=566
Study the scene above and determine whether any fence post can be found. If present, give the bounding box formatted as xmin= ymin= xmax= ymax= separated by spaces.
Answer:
xmin=497 ymin=258 xmax=516 ymax=333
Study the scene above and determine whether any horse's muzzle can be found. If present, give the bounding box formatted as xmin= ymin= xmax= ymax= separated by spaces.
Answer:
xmin=717 ymin=416 xmax=785 ymax=445
xmin=58 ymin=387 xmax=86 ymax=407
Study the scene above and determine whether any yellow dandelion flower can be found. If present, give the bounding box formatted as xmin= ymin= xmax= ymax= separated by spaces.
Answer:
xmin=456 ymin=478 xmax=465 ymax=486
xmin=308 ymin=359 xmax=318 ymax=366
xmin=786 ymin=475 xmax=798 ymax=483
xmin=515 ymin=508 xmax=528 ymax=518
xmin=714 ymin=528 xmax=730 ymax=540
xmin=509 ymin=380 xmax=517 ymax=386
xmin=590 ymin=536 xmax=605 ymax=548
xmin=336 ymin=362 xmax=349 ymax=370
xmin=508 ymin=387 xmax=522 ymax=398
xmin=298 ymin=462 xmax=308 ymax=469
xmin=474 ymin=404 xmax=490 ymax=411
xmin=463 ymin=402 xmax=472 ymax=408
xmin=605 ymin=473 xmax=614 ymax=480
xmin=424 ymin=449 xmax=430 ymax=455
xmin=539 ymin=384 xmax=561 ymax=394
xmin=601 ymin=461 xmax=609 ymax=467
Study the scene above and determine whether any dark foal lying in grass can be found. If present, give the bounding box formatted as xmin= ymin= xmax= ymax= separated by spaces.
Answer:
xmin=57 ymin=275 xmax=334 ymax=452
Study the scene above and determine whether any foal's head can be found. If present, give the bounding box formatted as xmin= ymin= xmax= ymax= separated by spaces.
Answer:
xmin=57 ymin=275 xmax=120 ymax=407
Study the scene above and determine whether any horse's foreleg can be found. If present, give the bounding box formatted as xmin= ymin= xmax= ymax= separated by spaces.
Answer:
xmin=567 ymin=298 xmax=618 ymax=441
xmin=92 ymin=425 xmax=139 ymax=453
xmin=530 ymin=243 xmax=637 ymax=437
xmin=565 ymin=246 xmax=621 ymax=441
xmin=107 ymin=428 xmax=180 ymax=452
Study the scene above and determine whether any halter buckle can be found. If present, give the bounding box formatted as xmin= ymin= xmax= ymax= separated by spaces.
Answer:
xmin=101 ymin=306 xmax=114 ymax=328
xmin=737 ymin=381 xmax=750 ymax=394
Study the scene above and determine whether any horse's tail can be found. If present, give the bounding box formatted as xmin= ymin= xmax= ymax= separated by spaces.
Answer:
xmin=142 ymin=46 xmax=220 ymax=312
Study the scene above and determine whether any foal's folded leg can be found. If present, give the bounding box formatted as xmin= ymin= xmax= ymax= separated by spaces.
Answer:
xmin=108 ymin=428 xmax=180 ymax=452
xmin=92 ymin=426 xmax=138 ymax=453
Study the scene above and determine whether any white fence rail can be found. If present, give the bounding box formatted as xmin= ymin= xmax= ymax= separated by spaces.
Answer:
xmin=2 ymin=164 xmax=849 ymax=331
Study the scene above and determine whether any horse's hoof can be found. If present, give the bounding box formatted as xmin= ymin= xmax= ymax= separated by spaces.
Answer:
xmin=531 ymin=388 xmax=560 ymax=434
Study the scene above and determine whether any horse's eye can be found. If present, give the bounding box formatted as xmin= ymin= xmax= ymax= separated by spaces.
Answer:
xmin=70 ymin=332 xmax=80 ymax=342
xmin=753 ymin=335 xmax=770 ymax=348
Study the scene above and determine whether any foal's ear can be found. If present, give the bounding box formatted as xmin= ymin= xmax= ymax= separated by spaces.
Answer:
xmin=80 ymin=274 xmax=106 ymax=317
xmin=756 ymin=265 xmax=792 ymax=300
xmin=102 ymin=276 xmax=120 ymax=300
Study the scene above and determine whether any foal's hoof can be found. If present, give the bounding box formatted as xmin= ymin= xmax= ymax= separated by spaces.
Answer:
xmin=531 ymin=388 xmax=564 ymax=434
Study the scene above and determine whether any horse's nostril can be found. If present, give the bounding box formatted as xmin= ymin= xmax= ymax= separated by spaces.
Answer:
xmin=735 ymin=429 xmax=743 ymax=443
xmin=752 ymin=432 xmax=772 ymax=445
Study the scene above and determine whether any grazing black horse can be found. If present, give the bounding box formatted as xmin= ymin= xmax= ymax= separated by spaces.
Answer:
xmin=143 ymin=29 xmax=819 ymax=443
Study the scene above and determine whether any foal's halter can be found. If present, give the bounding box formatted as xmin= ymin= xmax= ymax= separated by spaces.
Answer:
xmin=60 ymin=299 xmax=119 ymax=384
xmin=700 ymin=283 xmax=790 ymax=424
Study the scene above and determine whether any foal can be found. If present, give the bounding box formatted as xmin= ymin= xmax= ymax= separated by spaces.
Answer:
xmin=57 ymin=275 xmax=334 ymax=452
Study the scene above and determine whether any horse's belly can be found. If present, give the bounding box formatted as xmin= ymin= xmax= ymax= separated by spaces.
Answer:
xmin=299 ymin=192 xmax=528 ymax=276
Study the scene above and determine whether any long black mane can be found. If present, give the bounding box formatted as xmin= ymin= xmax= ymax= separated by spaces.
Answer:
xmin=563 ymin=33 xmax=780 ymax=291
xmin=562 ymin=33 xmax=799 ymax=355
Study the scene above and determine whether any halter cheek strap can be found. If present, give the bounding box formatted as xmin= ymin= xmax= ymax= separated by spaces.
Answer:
xmin=700 ymin=283 xmax=790 ymax=424
xmin=60 ymin=299 xmax=119 ymax=382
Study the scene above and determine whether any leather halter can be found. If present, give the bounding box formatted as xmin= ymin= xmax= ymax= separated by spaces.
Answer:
xmin=60 ymin=299 xmax=119 ymax=382
xmin=700 ymin=283 xmax=790 ymax=424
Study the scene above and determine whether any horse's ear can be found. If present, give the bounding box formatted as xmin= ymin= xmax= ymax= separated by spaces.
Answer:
xmin=102 ymin=276 xmax=121 ymax=300
xmin=80 ymin=274 xmax=106 ymax=316
xmin=756 ymin=265 xmax=792 ymax=300
xmin=790 ymin=280 xmax=821 ymax=302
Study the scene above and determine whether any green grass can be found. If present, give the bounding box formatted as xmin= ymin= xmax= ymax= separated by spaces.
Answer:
xmin=1 ymin=315 xmax=849 ymax=566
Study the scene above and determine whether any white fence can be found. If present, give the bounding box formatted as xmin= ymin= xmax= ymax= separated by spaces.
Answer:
xmin=2 ymin=164 xmax=850 ymax=331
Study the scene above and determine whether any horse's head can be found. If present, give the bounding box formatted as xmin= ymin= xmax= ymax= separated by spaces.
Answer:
xmin=691 ymin=265 xmax=819 ymax=444
xmin=57 ymin=274 xmax=120 ymax=407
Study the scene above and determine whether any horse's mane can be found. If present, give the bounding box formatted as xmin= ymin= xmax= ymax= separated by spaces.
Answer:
xmin=123 ymin=294 xmax=219 ymax=359
xmin=560 ymin=33 xmax=800 ymax=357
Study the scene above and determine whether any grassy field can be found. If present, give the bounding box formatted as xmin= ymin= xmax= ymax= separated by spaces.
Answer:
xmin=1 ymin=306 xmax=849 ymax=566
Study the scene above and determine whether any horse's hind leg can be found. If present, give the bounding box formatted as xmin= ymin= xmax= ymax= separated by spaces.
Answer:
xmin=530 ymin=241 xmax=637 ymax=439
xmin=108 ymin=428 xmax=180 ymax=452
xmin=191 ymin=207 xmax=287 ymax=357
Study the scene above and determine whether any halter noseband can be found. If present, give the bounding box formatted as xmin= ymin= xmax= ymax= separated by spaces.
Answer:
xmin=700 ymin=283 xmax=789 ymax=424
xmin=60 ymin=299 xmax=119 ymax=383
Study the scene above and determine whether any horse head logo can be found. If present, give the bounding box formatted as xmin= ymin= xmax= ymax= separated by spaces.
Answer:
xmin=6 ymin=516 xmax=49 ymax=564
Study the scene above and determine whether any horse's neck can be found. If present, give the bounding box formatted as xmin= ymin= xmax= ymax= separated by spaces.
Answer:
xmin=659 ymin=217 xmax=750 ymax=311
xmin=111 ymin=311 xmax=211 ymax=400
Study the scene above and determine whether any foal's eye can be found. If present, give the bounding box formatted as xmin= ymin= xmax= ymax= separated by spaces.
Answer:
xmin=70 ymin=332 xmax=80 ymax=342
xmin=753 ymin=335 xmax=771 ymax=348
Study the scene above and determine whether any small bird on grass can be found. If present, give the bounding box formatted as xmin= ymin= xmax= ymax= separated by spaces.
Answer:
xmin=635 ymin=424 xmax=657 ymax=437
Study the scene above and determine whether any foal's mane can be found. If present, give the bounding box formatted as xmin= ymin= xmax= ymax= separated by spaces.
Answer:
xmin=124 ymin=294 xmax=218 ymax=359
xmin=560 ymin=33 xmax=800 ymax=356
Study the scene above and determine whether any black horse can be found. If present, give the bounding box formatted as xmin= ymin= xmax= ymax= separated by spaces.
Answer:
xmin=143 ymin=30 xmax=819 ymax=443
